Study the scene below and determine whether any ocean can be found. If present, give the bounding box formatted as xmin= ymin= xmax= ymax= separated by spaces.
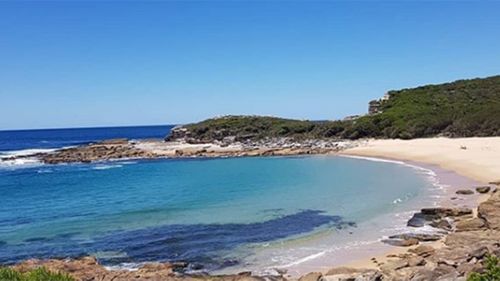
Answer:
xmin=0 ymin=126 xmax=444 ymax=274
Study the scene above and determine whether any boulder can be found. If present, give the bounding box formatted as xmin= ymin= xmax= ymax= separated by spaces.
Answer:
xmin=469 ymin=246 xmax=489 ymax=259
xmin=476 ymin=186 xmax=491 ymax=194
xmin=456 ymin=262 xmax=483 ymax=276
xmin=434 ymin=271 xmax=460 ymax=281
xmin=380 ymin=259 xmax=409 ymax=272
xmin=409 ymin=268 xmax=437 ymax=281
xmin=478 ymin=192 xmax=500 ymax=229
xmin=407 ymin=256 xmax=426 ymax=267
xmin=382 ymin=238 xmax=419 ymax=247
xmin=389 ymin=233 xmax=442 ymax=242
xmin=299 ymin=272 xmax=322 ymax=281
xmin=455 ymin=218 xmax=486 ymax=232
xmin=433 ymin=264 xmax=458 ymax=277
xmin=430 ymin=218 xmax=453 ymax=231
xmin=407 ymin=213 xmax=428 ymax=227
xmin=409 ymin=245 xmax=436 ymax=257
xmin=445 ymin=230 xmax=500 ymax=247
xmin=325 ymin=267 xmax=369 ymax=276
xmin=324 ymin=268 xmax=381 ymax=281
xmin=456 ymin=189 xmax=474 ymax=195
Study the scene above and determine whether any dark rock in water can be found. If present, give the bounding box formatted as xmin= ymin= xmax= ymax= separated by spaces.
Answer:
xmin=407 ymin=212 xmax=428 ymax=227
xmin=456 ymin=189 xmax=474 ymax=195
xmin=382 ymin=238 xmax=419 ymax=247
xmin=170 ymin=261 xmax=189 ymax=272
xmin=407 ymin=208 xmax=469 ymax=228
xmin=221 ymin=259 xmax=239 ymax=268
xmin=476 ymin=186 xmax=491 ymax=194
xmin=188 ymin=263 xmax=204 ymax=271
xmin=389 ymin=233 xmax=442 ymax=242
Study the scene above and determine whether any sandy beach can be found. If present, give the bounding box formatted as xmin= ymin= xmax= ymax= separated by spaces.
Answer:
xmin=327 ymin=137 xmax=500 ymax=277
xmin=342 ymin=137 xmax=500 ymax=183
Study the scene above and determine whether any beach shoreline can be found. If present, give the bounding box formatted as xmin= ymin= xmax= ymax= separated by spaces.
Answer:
xmin=3 ymin=137 xmax=500 ymax=281
xmin=327 ymin=155 xmax=486 ymax=273
xmin=324 ymin=137 xmax=499 ymax=280
xmin=254 ymin=154 xmax=485 ymax=278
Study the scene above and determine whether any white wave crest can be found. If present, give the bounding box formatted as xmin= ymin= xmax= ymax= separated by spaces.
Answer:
xmin=92 ymin=164 xmax=123 ymax=170
xmin=0 ymin=148 xmax=55 ymax=159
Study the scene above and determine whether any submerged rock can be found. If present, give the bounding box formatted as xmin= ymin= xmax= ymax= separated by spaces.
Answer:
xmin=476 ymin=186 xmax=491 ymax=194
xmin=456 ymin=189 xmax=474 ymax=195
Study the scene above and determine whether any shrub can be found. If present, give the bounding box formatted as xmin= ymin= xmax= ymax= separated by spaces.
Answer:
xmin=0 ymin=267 xmax=74 ymax=281
xmin=467 ymin=254 xmax=500 ymax=281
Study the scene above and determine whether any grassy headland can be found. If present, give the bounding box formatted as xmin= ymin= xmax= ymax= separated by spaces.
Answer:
xmin=167 ymin=75 xmax=500 ymax=142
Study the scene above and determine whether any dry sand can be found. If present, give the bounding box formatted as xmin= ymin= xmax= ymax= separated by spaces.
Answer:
xmin=342 ymin=137 xmax=500 ymax=183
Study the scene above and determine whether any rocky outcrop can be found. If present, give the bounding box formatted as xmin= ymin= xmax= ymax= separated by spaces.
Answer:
xmin=478 ymin=191 xmax=500 ymax=230
xmin=13 ymin=257 xmax=178 ymax=281
xmin=455 ymin=218 xmax=487 ymax=232
xmin=39 ymin=140 xmax=156 ymax=164
xmin=12 ymin=257 xmax=286 ymax=281
xmin=298 ymin=272 xmax=322 ymax=281
xmin=407 ymin=207 xmax=473 ymax=228
xmin=0 ymin=137 xmax=351 ymax=165
xmin=315 ymin=187 xmax=500 ymax=281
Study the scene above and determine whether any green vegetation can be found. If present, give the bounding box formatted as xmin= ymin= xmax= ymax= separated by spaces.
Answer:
xmin=180 ymin=116 xmax=324 ymax=142
xmin=172 ymin=75 xmax=500 ymax=141
xmin=0 ymin=267 xmax=74 ymax=281
xmin=346 ymin=75 xmax=500 ymax=139
xmin=467 ymin=255 xmax=500 ymax=281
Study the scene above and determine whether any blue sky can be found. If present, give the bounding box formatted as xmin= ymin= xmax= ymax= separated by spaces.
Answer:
xmin=1 ymin=1 xmax=500 ymax=130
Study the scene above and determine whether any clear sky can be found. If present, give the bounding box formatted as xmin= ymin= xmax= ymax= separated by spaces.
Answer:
xmin=1 ymin=1 xmax=500 ymax=130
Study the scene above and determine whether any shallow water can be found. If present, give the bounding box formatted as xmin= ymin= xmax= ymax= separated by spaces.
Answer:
xmin=0 ymin=155 xmax=434 ymax=271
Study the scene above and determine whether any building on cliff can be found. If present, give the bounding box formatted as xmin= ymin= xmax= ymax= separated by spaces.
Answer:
xmin=368 ymin=93 xmax=390 ymax=114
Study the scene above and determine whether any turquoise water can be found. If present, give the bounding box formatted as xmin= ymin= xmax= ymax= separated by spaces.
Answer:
xmin=0 ymin=155 xmax=432 ymax=270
